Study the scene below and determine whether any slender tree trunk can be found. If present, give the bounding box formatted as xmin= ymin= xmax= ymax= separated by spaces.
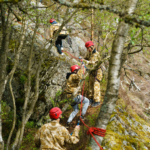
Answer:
xmin=89 ymin=0 xmax=138 ymax=149
xmin=91 ymin=8 xmax=94 ymax=41
xmin=12 ymin=13 xmax=39 ymax=150
xmin=6 ymin=18 xmax=28 ymax=150
xmin=0 ymin=4 xmax=12 ymax=150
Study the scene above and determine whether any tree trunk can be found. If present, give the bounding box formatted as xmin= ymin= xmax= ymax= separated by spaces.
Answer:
xmin=89 ymin=0 xmax=138 ymax=149
xmin=6 ymin=18 xmax=28 ymax=150
xmin=91 ymin=8 xmax=94 ymax=41
xmin=0 ymin=5 xmax=12 ymax=150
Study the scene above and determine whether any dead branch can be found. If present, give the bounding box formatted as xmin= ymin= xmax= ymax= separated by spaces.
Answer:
xmin=128 ymin=28 xmax=144 ymax=54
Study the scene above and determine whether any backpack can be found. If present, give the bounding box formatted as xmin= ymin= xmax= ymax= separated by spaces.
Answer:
xmin=53 ymin=24 xmax=69 ymax=39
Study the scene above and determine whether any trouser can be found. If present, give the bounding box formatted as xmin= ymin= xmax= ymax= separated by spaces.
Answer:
xmin=67 ymin=95 xmax=89 ymax=123
xmin=89 ymin=69 xmax=102 ymax=103
xmin=55 ymin=37 xmax=62 ymax=54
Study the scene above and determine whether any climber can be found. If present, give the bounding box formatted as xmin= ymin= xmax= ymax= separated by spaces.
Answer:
xmin=34 ymin=107 xmax=80 ymax=150
xmin=83 ymin=41 xmax=103 ymax=107
xmin=65 ymin=65 xmax=92 ymax=127
xmin=49 ymin=18 xmax=69 ymax=55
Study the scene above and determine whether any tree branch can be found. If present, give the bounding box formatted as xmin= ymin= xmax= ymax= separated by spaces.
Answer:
xmin=128 ymin=28 xmax=144 ymax=54
xmin=7 ymin=5 xmax=22 ymax=21
xmin=53 ymin=0 xmax=150 ymax=27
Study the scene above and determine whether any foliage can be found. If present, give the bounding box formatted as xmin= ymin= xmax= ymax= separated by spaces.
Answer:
xmin=20 ymin=128 xmax=38 ymax=150
xmin=1 ymin=0 xmax=150 ymax=149
xmin=102 ymin=98 xmax=150 ymax=150
xmin=20 ymin=74 xmax=27 ymax=85
xmin=50 ymin=89 xmax=73 ymax=108
xmin=26 ymin=121 xmax=35 ymax=128
xmin=1 ymin=101 xmax=13 ymax=123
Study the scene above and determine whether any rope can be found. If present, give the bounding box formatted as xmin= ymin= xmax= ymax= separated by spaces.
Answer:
xmin=79 ymin=61 xmax=106 ymax=150
xmin=14 ymin=18 xmax=106 ymax=147
xmin=62 ymin=50 xmax=80 ymax=60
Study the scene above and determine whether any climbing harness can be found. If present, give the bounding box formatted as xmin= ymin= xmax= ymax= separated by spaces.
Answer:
xmin=79 ymin=63 xmax=106 ymax=150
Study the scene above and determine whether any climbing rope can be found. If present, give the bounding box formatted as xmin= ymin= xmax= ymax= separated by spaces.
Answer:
xmin=15 ymin=19 xmax=106 ymax=147
xmin=62 ymin=50 xmax=80 ymax=60
xmin=79 ymin=61 xmax=106 ymax=150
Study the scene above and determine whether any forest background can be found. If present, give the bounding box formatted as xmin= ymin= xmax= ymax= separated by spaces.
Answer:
xmin=0 ymin=0 xmax=150 ymax=150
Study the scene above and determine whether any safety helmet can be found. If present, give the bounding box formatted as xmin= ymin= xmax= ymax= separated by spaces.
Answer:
xmin=70 ymin=65 xmax=80 ymax=73
xmin=49 ymin=18 xmax=56 ymax=23
xmin=85 ymin=41 xmax=94 ymax=48
xmin=49 ymin=107 xmax=62 ymax=119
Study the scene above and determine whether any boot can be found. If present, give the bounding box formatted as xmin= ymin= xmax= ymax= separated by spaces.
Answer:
xmin=91 ymin=102 xmax=100 ymax=107
xmin=89 ymin=99 xmax=94 ymax=106
xmin=79 ymin=115 xmax=86 ymax=121
xmin=66 ymin=122 xmax=71 ymax=128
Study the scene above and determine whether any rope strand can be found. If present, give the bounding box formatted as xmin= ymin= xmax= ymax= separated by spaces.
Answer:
xmin=79 ymin=61 xmax=106 ymax=150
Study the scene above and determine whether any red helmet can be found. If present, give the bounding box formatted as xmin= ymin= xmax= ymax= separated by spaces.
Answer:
xmin=49 ymin=18 xmax=55 ymax=23
xmin=85 ymin=41 xmax=94 ymax=48
xmin=49 ymin=107 xmax=62 ymax=119
xmin=70 ymin=65 xmax=80 ymax=73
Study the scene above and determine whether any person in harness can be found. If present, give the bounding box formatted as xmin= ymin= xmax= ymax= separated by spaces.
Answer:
xmin=49 ymin=18 xmax=69 ymax=55
xmin=84 ymin=41 xmax=103 ymax=107
xmin=34 ymin=107 xmax=80 ymax=150
xmin=65 ymin=65 xmax=92 ymax=127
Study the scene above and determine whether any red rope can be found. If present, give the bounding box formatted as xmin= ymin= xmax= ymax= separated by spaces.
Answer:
xmin=14 ymin=18 xmax=106 ymax=147
xmin=79 ymin=63 xmax=106 ymax=150
xmin=62 ymin=50 xmax=80 ymax=60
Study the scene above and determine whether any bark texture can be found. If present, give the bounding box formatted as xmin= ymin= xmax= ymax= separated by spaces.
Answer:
xmin=89 ymin=0 xmax=138 ymax=149
xmin=0 ymin=5 xmax=12 ymax=150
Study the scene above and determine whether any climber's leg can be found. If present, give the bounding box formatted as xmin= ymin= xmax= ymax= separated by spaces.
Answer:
xmin=80 ymin=95 xmax=89 ymax=116
xmin=88 ymin=73 xmax=94 ymax=99
xmin=92 ymin=69 xmax=102 ymax=107
xmin=93 ymin=80 xmax=101 ymax=103
xmin=67 ymin=104 xmax=79 ymax=123
xmin=60 ymin=38 xmax=63 ymax=50
xmin=67 ymin=95 xmax=89 ymax=123
xmin=55 ymin=38 xmax=62 ymax=54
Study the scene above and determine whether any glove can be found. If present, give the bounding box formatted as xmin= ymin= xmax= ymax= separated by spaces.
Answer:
xmin=78 ymin=57 xmax=83 ymax=62
xmin=81 ymin=63 xmax=85 ymax=67
xmin=50 ymin=39 xmax=52 ymax=43
xmin=86 ymin=60 xmax=90 ymax=65
xmin=86 ymin=68 xmax=89 ymax=71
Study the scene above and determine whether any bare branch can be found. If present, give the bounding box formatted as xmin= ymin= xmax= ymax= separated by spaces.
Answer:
xmin=128 ymin=28 xmax=144 ymax=54
xmin=7 ymin=5 xmax=22 ymax=21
